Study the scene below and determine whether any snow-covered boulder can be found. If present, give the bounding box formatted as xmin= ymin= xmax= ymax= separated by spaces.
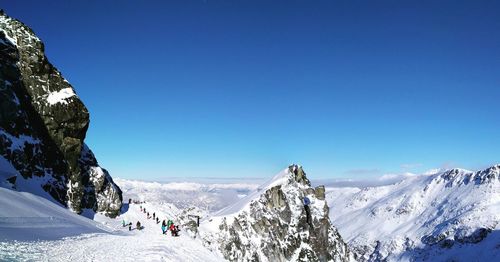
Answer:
xmin=200 ymin=165 xmax=353 ymax=262
xmin=0 ymin=10 xmax=122 ymax=217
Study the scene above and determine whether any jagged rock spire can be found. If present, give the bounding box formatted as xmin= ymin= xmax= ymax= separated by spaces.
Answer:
xmin=200 ymin=166 xmax=353 ymax=261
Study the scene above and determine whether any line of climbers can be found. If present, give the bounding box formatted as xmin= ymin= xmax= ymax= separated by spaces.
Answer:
xmin=121 ymin=199 xmax=180 ymax=237
xmin=129 ymin=198 xmax=145 ymax=205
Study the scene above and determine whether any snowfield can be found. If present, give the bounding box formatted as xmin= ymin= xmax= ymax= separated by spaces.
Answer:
xmin=0 ymin=187 xmax=225 ymax=261
xmin=0 ymin=156 xmax=262 ymax=262
xmin=2 ymin=160 xmax=500 ymax=261
xmin=0 ymin=158 xmax=229 ymax=261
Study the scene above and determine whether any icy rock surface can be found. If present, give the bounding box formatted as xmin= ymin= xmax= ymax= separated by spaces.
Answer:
xmin=0 ymin=10 xmax=122 ymax=217
xmin=200 ymin=165 xmax=353 ymax=262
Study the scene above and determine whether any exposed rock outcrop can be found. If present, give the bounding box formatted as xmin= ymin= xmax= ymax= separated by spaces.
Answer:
xmin=200 ymin=165 xmax=353 ymax=261
xmin=0 ymin=10 xmax=122 ymax=217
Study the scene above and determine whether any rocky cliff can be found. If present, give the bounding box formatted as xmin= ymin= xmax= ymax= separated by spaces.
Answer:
xmin=0 ymin=11 xmax=122 ymax=217
xmin=199 ymin=165 xmax=353 ymax=262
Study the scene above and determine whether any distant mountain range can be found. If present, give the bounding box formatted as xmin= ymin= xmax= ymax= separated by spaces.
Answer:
xmin=327 ymin=165 xmax=500 ymax=261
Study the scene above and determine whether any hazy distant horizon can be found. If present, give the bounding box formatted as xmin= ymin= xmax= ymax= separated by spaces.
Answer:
xmin=116 ymin=161 xmax=499 ymax=188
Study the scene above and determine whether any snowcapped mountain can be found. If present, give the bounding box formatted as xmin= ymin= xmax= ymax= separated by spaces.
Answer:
xmin=327 ymin=165 xmax=500 ymax=261
xmin=0 ymin=10 xmax=122 ymax=216
xmin=1 ymin=164 xmax=352 ymax=261
xmin=199 ymin=165 xmax=353 ymax=262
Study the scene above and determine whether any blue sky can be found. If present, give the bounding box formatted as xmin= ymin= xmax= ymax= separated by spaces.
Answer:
xmin=3 ymin=0 xmax=500 ymax=180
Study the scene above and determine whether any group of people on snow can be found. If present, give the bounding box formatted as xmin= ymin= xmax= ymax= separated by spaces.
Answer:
xmin=129 ymin=198 xmax=145 ymax=205
xmin=121 ymin=201 xmax=180 ymax=236
xmin=161 ymin=219 xmax=180 ymax=236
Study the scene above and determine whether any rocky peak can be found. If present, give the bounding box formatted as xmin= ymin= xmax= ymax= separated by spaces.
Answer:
xmin=0 ymin=11 xmax=122 ymax=217
xmin=288 ymin=164 xmax=311 ymax=186
xmin=433 ymin=165 xmax=500 ymax=187
xmin=199 ymin=165 xmax=353 ymax=261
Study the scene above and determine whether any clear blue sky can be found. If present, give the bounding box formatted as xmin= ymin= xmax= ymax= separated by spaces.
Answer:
xmin=2 ymin=0 xmax=499 ymax=180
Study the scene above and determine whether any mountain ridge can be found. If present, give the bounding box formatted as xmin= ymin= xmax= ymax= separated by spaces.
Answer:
xmin=327 ymin=164 xmax=500 ymax=261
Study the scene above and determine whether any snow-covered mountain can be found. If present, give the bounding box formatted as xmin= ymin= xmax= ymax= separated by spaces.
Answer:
xmin=1 ymin=164 xmax=352 ymax=261
xmin=0 ymin=10 xmax=122 ymax=216
xmin=327 ymin=165 xmax=500 ymax=261
xmin=199 ymin=165 xmax=353 ymax=262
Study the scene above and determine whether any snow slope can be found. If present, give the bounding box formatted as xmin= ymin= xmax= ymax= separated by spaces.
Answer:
xmin=0 ymin=187 xmax=109 ymax=241
xmin=1 ymin=156 xmax=108 ymax=241
xmin=327 ymin=165 xmax=500 ymax=261
xmin=1 ymin=201 xmax=224 ymax=261
xmin=0 ymin=195 xmax=225 ymax=262
xmin=1 ymin=158 xmax=225 ymax=261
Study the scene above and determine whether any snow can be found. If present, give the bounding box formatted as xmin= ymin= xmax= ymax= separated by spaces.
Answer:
xmin=3 ymin=157 xmax=497 ymax=261
xmin=0 ymin=199 xmax=224 ymax=261
xmin=0 ymin=158 xmax=227 ymax=261
xmin=0 ymin=156 xmax=57 ymax=203
xmin=196 ymin=165 xmax=351 ymax=262
xmin=0 ymin=13 xmax=42 ymax=48
xmin=0 ymin=156 xmax=17 ymax=176
xmin=0 ymin=156 xmax=18 ymax=188
xmin=0 ymin=128 xmax=41 ymax=152
xmin=327 ymin=166 xmax=500 ymax=261
xmin=0 ymin=15 xmax=18 ymax=46
xmin=0 ymin=187 xmax=109 ymax=241
xmin=46 ymin=88 xmax=76 ymax=105
xmin=0 ymin=187 xmax=225 ymax=261
xmin=1 ymin=156 xmax=107 ymax=242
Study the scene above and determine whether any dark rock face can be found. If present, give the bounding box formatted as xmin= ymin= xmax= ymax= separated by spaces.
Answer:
xmin=201 ymin=165 xmax=353 ymax=261
xmin=0 ymin=11 xmax=122 ymax=217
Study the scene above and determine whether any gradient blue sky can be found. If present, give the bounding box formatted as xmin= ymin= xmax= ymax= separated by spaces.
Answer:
xmin=2 ymin=0 xmax=499 ymax=180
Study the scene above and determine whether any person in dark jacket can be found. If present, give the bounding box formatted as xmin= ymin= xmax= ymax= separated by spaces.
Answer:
xmin=162 ymin=220 xmax=167 ymax=234
xmin=303 ymin=196 xmax=313 ymax=227
xmin=136 ymin=221 xmax=142 ymax=230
